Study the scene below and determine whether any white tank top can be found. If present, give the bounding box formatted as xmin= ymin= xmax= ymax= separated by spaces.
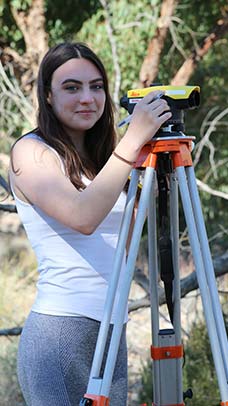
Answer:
xmin=11 ymin=134 xmax=128 ymax=323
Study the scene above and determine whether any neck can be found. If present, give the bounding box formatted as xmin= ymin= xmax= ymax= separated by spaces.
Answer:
xmin=64 ymin=127 xmax=87 ymax=156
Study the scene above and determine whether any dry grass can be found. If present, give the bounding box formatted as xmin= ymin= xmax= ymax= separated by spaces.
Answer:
xmin=0 ymin=239 xmax=37 ymax=406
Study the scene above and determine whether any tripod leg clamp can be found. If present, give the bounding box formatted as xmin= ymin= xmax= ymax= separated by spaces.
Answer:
xmin=151 ymin=344 xmax=183 ymax=360
xmin=80 ymin=394 xmax=109 ymax=406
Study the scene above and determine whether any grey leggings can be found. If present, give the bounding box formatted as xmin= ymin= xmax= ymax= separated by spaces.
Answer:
xmin=17 ymin=312 xmax=128 ymax=406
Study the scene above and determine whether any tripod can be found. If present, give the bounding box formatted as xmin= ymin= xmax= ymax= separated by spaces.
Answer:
xmin=80 ymin=131 xmax=228 ymax=406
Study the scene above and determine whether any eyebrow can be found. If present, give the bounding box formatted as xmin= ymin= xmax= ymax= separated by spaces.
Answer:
xmin=61 ymin=78 xmax=104 ymax=85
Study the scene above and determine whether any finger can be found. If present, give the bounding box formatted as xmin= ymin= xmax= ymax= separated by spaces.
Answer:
xmin=157 ymin=111 xmax=172 ymax=125
xmin=149 ymin=98 xmax=170 ymax=112
xmin=150 ymin=100 xmax=170 ymax=115
xmin=141 ymin=90 xmax=165 ymax=104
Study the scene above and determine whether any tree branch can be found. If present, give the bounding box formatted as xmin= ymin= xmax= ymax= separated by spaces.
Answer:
xmin=194 ymin=107 xmax=228 ymax=168
xmin=10 ymin=0 xmax=48 ymax=64
xmin=99 ymin=0 xmax=121 ymax=107
xmin=129 ymin=251 xmax=228 ymax=312
xmin=196 ymin=178 xmax=228 ymax=200
xmin=0 ymin=327 xmax=22 ymax=336
xmin=171 ymin=10 xmax=228 ymax=85
xmin=139 ymin=0 xmax=177 ymax=87
xmin=0 ymin=176 xmax=16 ymax=211
xmin=0 ymin=174 xmax=11 ymax=194
xmin=1 ymin=0 xmax=48 ymax=94
xmin=0 ymin=61 xmax=35 ymax=128
xmin=0 ymin=203 xmax=17 ymax=213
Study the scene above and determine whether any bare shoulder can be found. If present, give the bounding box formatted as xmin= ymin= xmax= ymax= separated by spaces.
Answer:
xmin=10 ymin=136 xmax=63 ymax=175
xmin=9 ymin=136 xmax=66 ymax=204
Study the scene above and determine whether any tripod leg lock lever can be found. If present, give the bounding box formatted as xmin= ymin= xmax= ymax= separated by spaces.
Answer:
xmin=151 ymin=344 xmax=183 ymax=360
xmin=79 ymin=394 xmax=109 ymax=406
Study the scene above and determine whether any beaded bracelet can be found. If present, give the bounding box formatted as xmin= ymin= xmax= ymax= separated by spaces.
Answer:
xmin=112 ymin=151 xmax=136 ymax=166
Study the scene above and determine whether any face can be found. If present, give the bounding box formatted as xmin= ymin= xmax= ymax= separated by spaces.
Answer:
xmin=48 ymin=58 xmax=106 ymax=140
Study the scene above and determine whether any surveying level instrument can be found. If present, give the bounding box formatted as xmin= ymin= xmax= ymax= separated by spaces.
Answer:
xmin=120 ymin=85 xmax=200 ymax=131
xmin=80 ymin=86 xmax=228 ymax=406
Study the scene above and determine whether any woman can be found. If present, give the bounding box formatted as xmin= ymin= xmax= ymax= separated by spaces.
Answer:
xmin=9 ymin=42 xmax=171 ymax=406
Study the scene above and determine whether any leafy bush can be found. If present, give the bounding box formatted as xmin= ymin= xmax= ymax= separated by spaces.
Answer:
xmin=182 ymin=321 xmax=220 ymax=406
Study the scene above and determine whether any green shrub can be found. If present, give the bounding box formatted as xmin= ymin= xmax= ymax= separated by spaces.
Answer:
xmin=182 ymin=321 xmax=220 ymax=406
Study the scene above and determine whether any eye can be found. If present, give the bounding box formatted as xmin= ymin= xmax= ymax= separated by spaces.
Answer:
xmin=65 ymin=85 xmax=79 ymax=92
xmin=91 ymin=83 xmax=104 ymax=91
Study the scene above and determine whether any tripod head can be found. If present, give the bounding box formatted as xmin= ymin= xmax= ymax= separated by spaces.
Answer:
xmin=120 ymin=84 xmax=200 ymax=136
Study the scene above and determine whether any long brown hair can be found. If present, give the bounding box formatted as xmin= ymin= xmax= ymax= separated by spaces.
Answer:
xmin=33 ymin=42 xmax=116 ymax=189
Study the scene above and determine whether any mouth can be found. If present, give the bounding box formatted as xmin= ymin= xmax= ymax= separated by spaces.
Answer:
xmin=76 ymin=110 xmax=95 ymax=114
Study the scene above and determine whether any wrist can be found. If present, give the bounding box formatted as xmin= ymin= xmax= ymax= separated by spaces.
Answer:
xmin=115 ymin=134 xmax=141 ymax=163
xmin=112 ymin=151 xmax=136 ymax=166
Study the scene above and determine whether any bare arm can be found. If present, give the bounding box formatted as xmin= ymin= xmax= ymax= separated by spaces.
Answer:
xmin=9 ymin=91 xmax=171 ymax=234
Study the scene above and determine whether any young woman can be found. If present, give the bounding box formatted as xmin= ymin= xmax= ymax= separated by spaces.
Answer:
xmin=9 ymin=42 xmax=171 ymax=406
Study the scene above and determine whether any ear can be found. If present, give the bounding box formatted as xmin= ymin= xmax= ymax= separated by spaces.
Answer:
xmin=47 ymin=91 xmax=52 ymax=105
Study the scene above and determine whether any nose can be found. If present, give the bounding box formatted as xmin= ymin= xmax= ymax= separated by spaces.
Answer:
xmin=79 ymin=88 xmax=94 ymax=104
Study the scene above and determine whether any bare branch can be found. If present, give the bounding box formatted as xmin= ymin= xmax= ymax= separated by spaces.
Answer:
xmin=171 ymin=10 xmax=228 ymax=85
xmin=99 ymin=0 xmax=121 ymax=107
xmin=0 ymin=61 xmax=35 ymax=132
xmin=190 ymin=106 xmax=228 ymax=200
xmin=194 ymin=107 xmax=228 ymax=168
xmin=0 ymin=174 xmax=10 ymax=194
xmin=196 ymin=179 xmax=228 ymax=200
xmin=139 ymin=0 xmax=178 ymax=87
xmin=0 ymin=46 xmax=26 ymax=69
xmin=129 ymin=251 xmax=228 ymax=313
xmin=0 ymin=327 xmax=22 ymax=336
xmin=0 ymin=203 xmax=17 ymax=213
xmin=116 ymin=12 xmax=156 ymax=30
xmin=209 ymin=225 xmax=228 ymax=243
xmin=204 ymin=158 xmax=228 ymax=184
xmin=168 ymin=20 xmax=188 ymax=59
xmin=171 ymin=16 xmax=205 ymax=49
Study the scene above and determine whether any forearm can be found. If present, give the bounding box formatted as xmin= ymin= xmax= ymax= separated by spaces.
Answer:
xmin=76 ymin=151 xmax=136 ymax=233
